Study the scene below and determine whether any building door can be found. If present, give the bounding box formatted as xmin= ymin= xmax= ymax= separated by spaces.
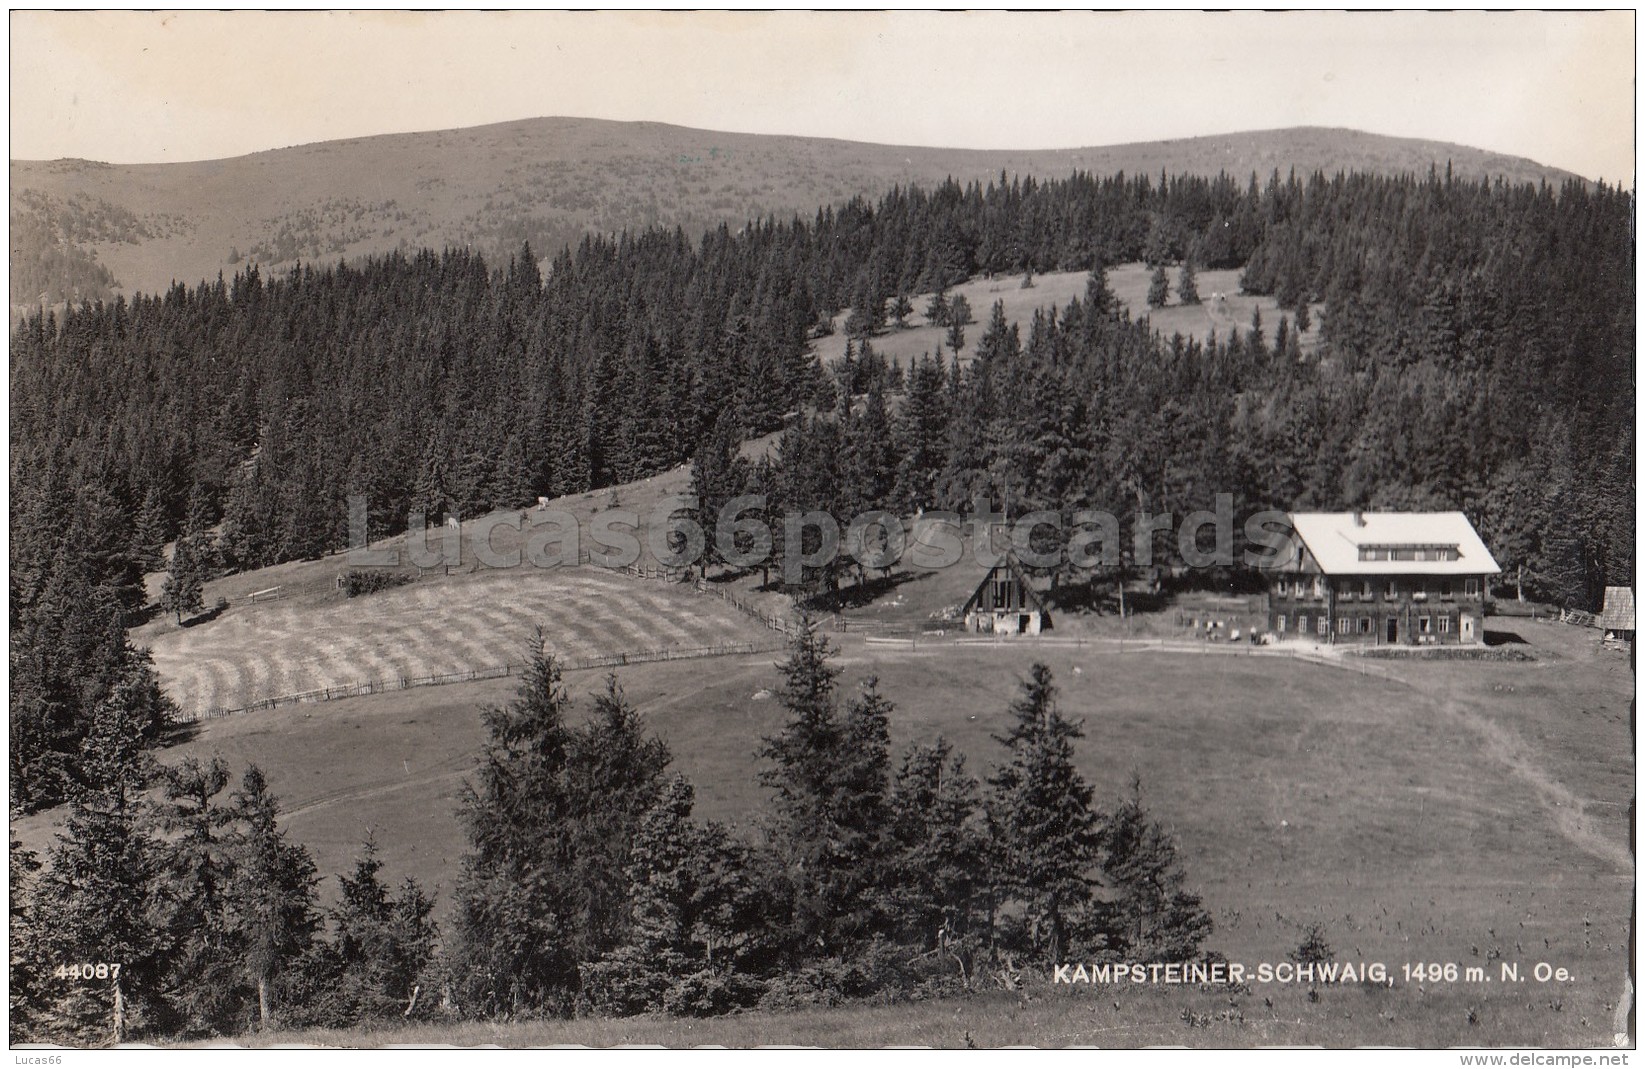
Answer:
xmin=1385 ymin=618 xmax=1398 ymax=644
xmin=1461 ymin=615 xmax=1474 ymax=642
xmin=1019 ymin=614 xmax=1031 ymax=634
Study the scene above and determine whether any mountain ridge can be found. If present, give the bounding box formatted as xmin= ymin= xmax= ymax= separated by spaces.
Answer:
xmin=10 ymin=117 xmax=1587 ymax=310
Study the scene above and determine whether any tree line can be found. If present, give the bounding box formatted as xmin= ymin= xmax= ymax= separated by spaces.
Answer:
xmin=10 ymin=164 xmax=1633 ymax=808
xmin=10 ymin=622 xmax=1210 ymax=1041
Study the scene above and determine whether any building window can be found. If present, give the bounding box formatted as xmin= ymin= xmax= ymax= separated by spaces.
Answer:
xmin=1317 ymin=616 xmax=1328 ymax=636
xmin=1362 ymin=580 xmax=1374 ymax=599
xmin=1441 ymin=580 xmax=1453 ymax=597
xmin=1358 ymin=617 xmax=1372 ymax=634
xmin=1277 ymin=615 xmax=1287 ymax=633
xmin=1440 ymin=616 xmax=1453 ymax=633
xmin=1312 ymin=577 xmax=1325 ymax=600
xmin=1276 ymin=578 xmax=1289 ymax=597
xmin=1298 ymin=614 xmax=1308 ymax=634
xmin=1465 ymin=578 xmax=1480 ymax=596
xmin=1419 ymin=616 xmax=1432 ymax=634
xmin=1337 ymin=617 xmax=1351 ymax=634
xmin=1386 ymin=580 xmax=1397 ymax=598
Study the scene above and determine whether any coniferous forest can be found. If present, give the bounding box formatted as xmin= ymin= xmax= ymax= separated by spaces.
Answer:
xmin=8 ymin=164 xmax=1635 ymax=1040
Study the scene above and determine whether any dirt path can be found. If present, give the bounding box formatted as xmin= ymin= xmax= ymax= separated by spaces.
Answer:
xmin=283 ymin=765 xmax=473 ymax=822
xmin=1437 ymin=696 xmax=1632 ymax=873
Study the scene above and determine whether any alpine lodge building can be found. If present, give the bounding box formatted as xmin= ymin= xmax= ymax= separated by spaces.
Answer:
xmin=1268 ymin=512 xmax=1501 ymax=646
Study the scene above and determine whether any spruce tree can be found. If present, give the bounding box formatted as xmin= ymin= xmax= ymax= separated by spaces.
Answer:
xmin=565 ymin=674 xmax=672 ymax=957
xmin=226 ymin=765 xmax=319 ymax=1031
xmin=1247 ymin=305 xmax=1266 ymax=358
xmin=449 ymin=634 xmax=583 ymax=1017
xmin=689 ymin=410 xmax=748 ymax=576
xmin=758 ymin=616 xmax=896 ymax=955
xmin=32 ymin=689 xmax=173 ymax=1044
xmin=891 ymin=292 xmax=914 ymax=329
xmin=130 ymin=488 xmax=170 ymax=575
xmin=156 ymin=757 xmax=243 ymax=1034
xmin=1177 ymin=261 xmax=1201 ymax=306
xmin=985 ymin=663 xmax=1101 ymax=964
xmin=9 ymin=838 xmax=47 ymax=1043
xmin=1098 ymin=777 xmax=1213 ymax=961
xmin=585 ymin=776 xmax=762 ymax=1015
xmin=1085 ymin=261 xmax=1116 ymax=318
xmin=888 ymin=738 xmax=990 ymax=963
xmin=1147 ymin=264 xmax=1171 ymax=308
xmin=924 ymin=289 xmax=951 ymax=327
xmin=326 ymin=837 xmax=437 ymax=1023
xmin=160 ymin=536 xmax=207 ymax=624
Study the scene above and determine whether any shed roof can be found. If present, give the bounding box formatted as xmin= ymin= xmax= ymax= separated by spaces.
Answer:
xmin=1600 ymin=586 xmax=1635 ymax=631
xmin=962 ymin=553 xmax=1051 ymax=616
xmin=1287 ymin=512 xmax=1501 ymax=576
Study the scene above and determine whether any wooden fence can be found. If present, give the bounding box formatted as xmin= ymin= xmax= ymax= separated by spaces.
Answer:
xmin=691 ymin=578 xmax=803 ymax=635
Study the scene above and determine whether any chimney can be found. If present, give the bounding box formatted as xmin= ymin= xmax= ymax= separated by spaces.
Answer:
xmin=1353 ymin=510 xmax=1366 ymax=527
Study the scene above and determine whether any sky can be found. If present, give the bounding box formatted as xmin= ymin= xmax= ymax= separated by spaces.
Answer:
xmin=9 ymin=10 xmax=1636 ymax=183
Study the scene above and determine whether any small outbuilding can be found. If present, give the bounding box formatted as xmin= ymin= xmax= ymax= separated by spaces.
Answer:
xmin=1599 ymin=586 xmax=1634 ymax=642
xmin=963 ymin=554 xmax=1051 ymax=636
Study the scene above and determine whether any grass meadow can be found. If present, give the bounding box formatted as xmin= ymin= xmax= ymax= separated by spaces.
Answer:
xmin=809 ymin=264 xmax=1325 ymax=374
xmin=21 ymin=615 xmax=1631 ymax=1047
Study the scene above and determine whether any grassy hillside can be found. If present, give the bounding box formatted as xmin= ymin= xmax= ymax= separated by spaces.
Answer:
xmin=820 ymin=263 xmax=1324 ymax=372
xmin=11 ymin=119 xmax=1581 ymax=310
xmin=12 ymin=618 xmax=1630 ymax=1047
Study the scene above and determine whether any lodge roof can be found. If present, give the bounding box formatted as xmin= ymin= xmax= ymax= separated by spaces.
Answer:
xmin=1286 ymin=512 xmax=1501 ymax=577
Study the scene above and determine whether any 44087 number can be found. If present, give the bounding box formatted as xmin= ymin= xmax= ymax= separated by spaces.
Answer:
xmin=53 ymin=962 xmax=122 ymax=981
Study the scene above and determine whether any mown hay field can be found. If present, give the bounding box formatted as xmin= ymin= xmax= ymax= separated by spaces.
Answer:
xmin=141 ymin=568 xmax=772 ymax=716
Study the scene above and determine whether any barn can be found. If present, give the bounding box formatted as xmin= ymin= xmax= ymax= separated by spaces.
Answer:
xmin=963 ymin=554 xmax=1051 ymax=636
xmin=1268 ymin=511 xmax=1501 ymax=646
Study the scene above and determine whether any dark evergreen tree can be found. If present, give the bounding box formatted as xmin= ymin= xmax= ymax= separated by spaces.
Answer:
xmin=583 ymin=776 xmax=763 ymax=1016
xmin=755 ymin=618 xmax=895 ymax=954
xmin=1147 ymin=264 xmax=1171 ymax=308
xmin=887 ymin=738 xmax=990 ymax=969
xmin=9 ymin=839 xmax=46 ymax=1043
xmin=155 ymin=757 xmax=242 ymax=1035
xmin=890 ymin=292 xmax=914 ymax=329
xmin=448 ymin=635 xmax=583 ymax=1017
xmin=321 ymin=837 xmax=437 ymax=1024
xmin=985 ymin=664 xmax=1101 ymax=964
xmin=130 ymin=488 xmax=170 ymax=575
xmin=31 ymin=685 xmax=173 ymax=1044
xmin=565 ymin=674 xmax=673 ymax=958
xmin=226 ymin=765 xmax=320 ymax=1031
xmin=1097 ymin=777 xmax=1213 ymax=961
xmin=1177 ymin=260 xmax=1201 ymax=306
xmin=160 ymin=534 xmax=208 ymax=624
xmin=924 ymin=288 xmax=951 ymax=327
xmin=689 ymin=410 xmax=750 ymax=575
